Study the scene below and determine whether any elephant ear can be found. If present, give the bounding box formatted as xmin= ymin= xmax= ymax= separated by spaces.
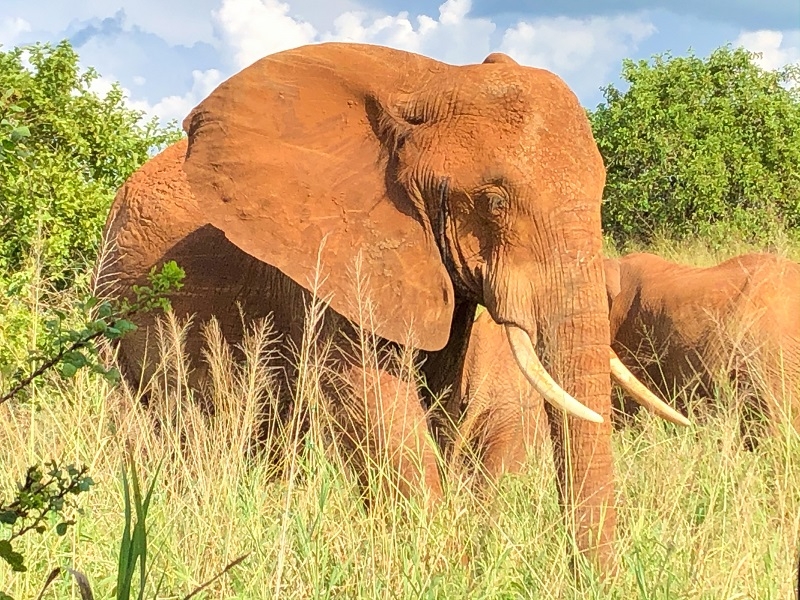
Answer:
xmin=181 ymin=43 xmax=454 ymax=351
xmin=604 ymin=258 xmax=621 ymax=309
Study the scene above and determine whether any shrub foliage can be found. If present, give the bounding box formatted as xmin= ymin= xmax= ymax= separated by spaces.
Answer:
xmin=0 ymin=40 xmax=182 ymax=287
xmin=591 ymin=46 xmax=800 ymax=245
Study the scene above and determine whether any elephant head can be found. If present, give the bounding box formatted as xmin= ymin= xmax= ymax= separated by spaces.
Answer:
xmin=177 ymin=42 xmax=671 ymax=569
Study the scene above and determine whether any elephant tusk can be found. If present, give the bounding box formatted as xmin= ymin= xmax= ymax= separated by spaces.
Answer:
xmin=609 ymin=350 xmax=691 ymax=426
xmin=505 ymin=325 xmax=604 ymax=424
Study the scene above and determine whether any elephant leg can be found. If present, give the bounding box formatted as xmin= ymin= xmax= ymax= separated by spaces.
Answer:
xmin=462 ymin=391 xmax=549 ymax=487
xmin=478 ymin=403 xmax=529 ymax=483
xmin=336 ymin=365 xmax=443 ymax=508
xmin=741 ymin=347 xmax=800 ymax=444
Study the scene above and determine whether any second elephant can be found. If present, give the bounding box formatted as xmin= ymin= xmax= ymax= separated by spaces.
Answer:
xmin=607 ymin=252 xmax=800 ymax=439
xmin=449 ymin=308 xmax=550 ymax=487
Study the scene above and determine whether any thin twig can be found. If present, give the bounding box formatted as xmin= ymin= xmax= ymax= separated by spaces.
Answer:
xmin=0 ymin=331 xmax=104 ymax=405
xmin=182 ymin=553 xmax=251 ymax=600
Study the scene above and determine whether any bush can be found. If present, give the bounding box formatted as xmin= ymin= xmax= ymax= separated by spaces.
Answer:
xmin=591 ymin=46 xmax=800 ymax=246
xmin=0 ymin=40 xmax=183 ymax=289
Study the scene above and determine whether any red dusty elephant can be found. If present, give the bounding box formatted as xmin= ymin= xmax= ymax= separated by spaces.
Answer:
xmin=94 ymin=43 xmax=677 ymax=570
xmin=448 ymin=308 xmax=551 ymax=488
xmin=607 ymin=251 xmax=800 ymax=441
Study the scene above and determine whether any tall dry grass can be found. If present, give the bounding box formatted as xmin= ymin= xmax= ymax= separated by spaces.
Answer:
xmin=1 ymin=242 xmax=799 ymax=598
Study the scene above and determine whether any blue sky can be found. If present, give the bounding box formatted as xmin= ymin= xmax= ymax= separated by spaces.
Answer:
xmin=1 ymin=0 xmax=798 ymax=124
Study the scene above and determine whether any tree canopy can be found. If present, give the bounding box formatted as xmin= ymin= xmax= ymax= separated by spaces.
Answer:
xmin=590 ymin=46 xmax=800 ymax=245
xmin=0 ymin=40 xmax=182 ymax=288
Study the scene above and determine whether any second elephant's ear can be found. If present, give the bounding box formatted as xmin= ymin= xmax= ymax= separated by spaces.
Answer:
xmin=604 ymin=258 xmax=621 ymax=308
xmin=181 ymin=43 xmax=454 ymax=351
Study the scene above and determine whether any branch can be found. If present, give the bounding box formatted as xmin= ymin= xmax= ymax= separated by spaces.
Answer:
xmin=0 ymin=331 xmax=105 ymax=406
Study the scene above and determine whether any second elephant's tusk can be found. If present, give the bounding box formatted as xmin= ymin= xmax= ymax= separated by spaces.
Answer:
xmin=609 ymin=351 xmax=691 ymax=426
xmin=505 ymin=325 xmax=604 ymax=424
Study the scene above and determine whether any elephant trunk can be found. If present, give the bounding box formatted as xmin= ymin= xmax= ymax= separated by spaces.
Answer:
xmin=539 ymin=267 xmax=617 ymax=572
xmin=515 ymin=208 xmax=617 ymax=572
xmin=488 ymin=257 xmax=617 ymax=569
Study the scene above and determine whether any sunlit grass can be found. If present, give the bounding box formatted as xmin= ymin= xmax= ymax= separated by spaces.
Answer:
xmin=1 ymin=241 xmax=799 ymax=598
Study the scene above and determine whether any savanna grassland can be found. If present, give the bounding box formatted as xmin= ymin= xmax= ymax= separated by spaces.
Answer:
xmin=0 ymin=237 xmax=799 ymax=599
xmin=2 ymin=42 xmax=800 ymax=599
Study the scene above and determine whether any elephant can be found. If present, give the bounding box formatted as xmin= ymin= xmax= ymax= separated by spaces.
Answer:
xmin=607 ymin=252 xmax=800 ymax=441
xmin=450 ymin=287 xmax=690 ymax=489
xmin=448 ymin=307 xmax=550 ymax=488
xmin=94 ymin=42 xmax=680 ymax=570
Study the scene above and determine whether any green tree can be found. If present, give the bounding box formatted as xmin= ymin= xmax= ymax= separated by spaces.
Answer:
xmin=0 ymin=40 xmax=183 ymax=287
xmin=591 ymin=46 xmax=800 ymax=245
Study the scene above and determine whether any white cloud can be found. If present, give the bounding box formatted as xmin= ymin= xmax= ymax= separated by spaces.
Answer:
xmin=212 ymin=0 xmax=317 ymax=69
xmin=129 ymin=68 xmax=224 ymax=122
xmin=439 ymin=0 xmax=469 ymax=25
xmin=10 ymin=0 xmax=662 ymax=123
xmin=0 ymin=16 xmax=31 ymax=47
xmin=500 ymin=15 xmax=657 ymax=99
xmin=325 ymin=11 xmax=433 ymax=52
xmin=210 ymin=0 xmax=495 ymax=71
xmin=86 ymin=73 xmax=119 ymax=99
xmin=321 ymin=0 xmax=495 ymax=64
xmin=209 ymin=0 xmax=653 ymax=99
xmin=87 ymin=68 xmax=223 ymax=124
xmin=210 ymin=0 xmax=497 ymax=69
xmin=734 ymin=29 xmax=800 ymax=71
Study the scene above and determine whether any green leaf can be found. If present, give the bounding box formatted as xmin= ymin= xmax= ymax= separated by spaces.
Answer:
xmin=59 ymin=362 xmax=78 ymax=378
xmin=63 ymin=350 xmax=88 ymax=369
xmin=9 ymin=125 xmax=30 ymax=141
xmin=56 ymin=522 xmax=69 ymax=536
xmin=96 ymin=301 xmax=113 ymax=319
xmin=115 ymin=319 xmax=137 ymax=334
xmin=102 ymin=368 xmax=122 ymax=384
xmin=87 ymin=320 xmax=109 ymax=333
xmin=0 ymin=541 xmax=25 ymax=572
xmin=104 ymin=327 xmax=122 ymax=339
xmin=0 ymin=511 xmax=18 ymax=525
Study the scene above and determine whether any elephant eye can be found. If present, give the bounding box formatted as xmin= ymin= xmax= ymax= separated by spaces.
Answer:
xmin=486 ymin=192 xmax=509 ymax=218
